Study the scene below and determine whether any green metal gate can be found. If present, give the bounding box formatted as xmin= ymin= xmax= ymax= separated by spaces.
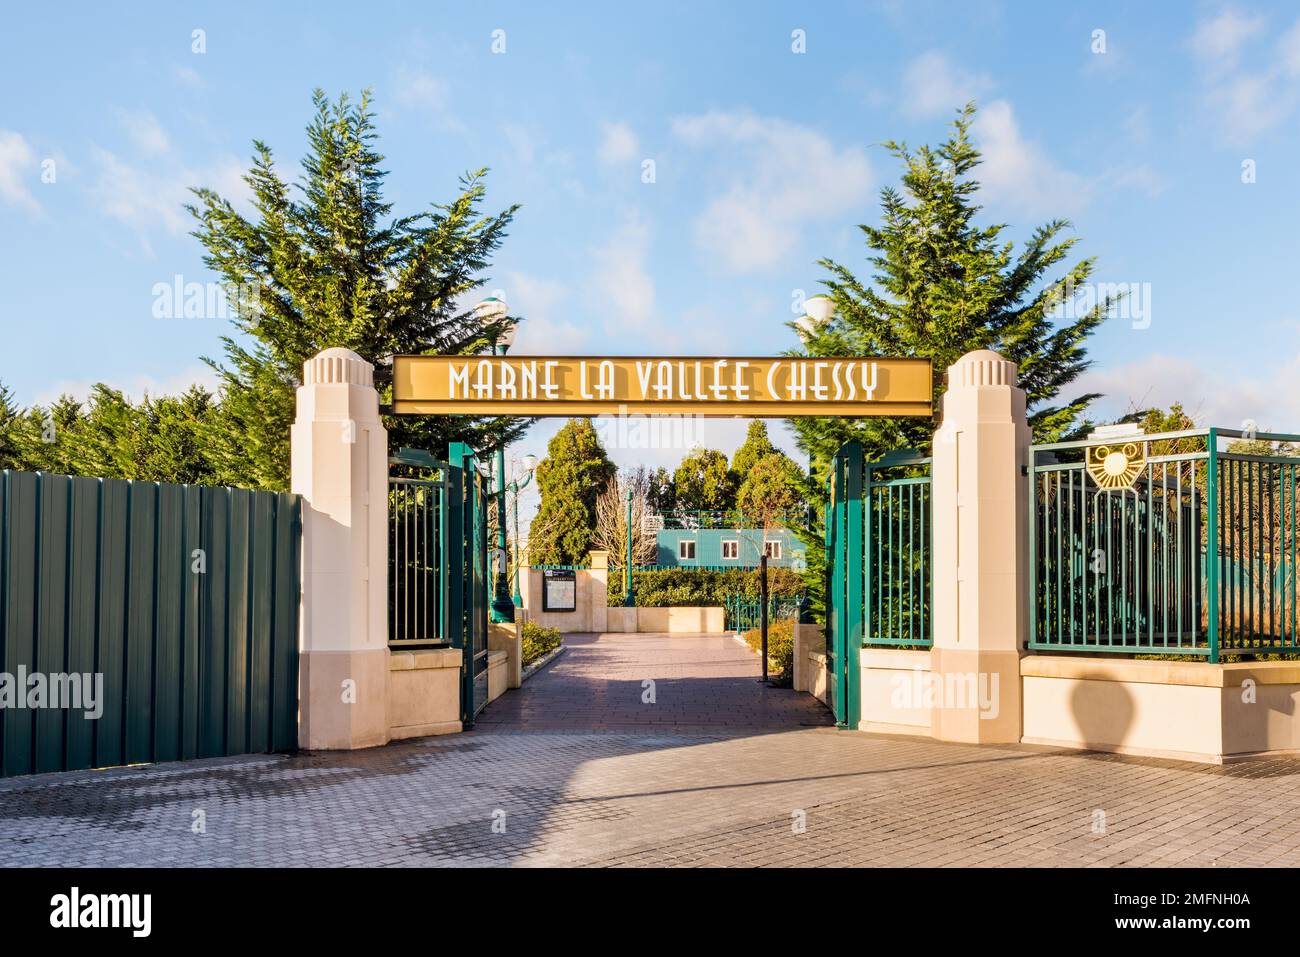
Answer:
xmin=0 ymin=470 xmax=301 ymax=778
xmin=826 ymin=443 xmax=863 ymax=728
xmin=1029 ymin=427 xmax=1300 ymax=660
xmin=387 ymin=442 xmax=490 ymax=724
xmin=826 ymin=444 xmax=933 ymax=728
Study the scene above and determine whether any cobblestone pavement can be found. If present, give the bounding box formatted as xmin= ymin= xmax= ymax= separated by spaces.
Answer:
xmin=475 ymin=631 xmax=836 ymax=731
xmin=3 ymin=632 xmax=1300 ymax=867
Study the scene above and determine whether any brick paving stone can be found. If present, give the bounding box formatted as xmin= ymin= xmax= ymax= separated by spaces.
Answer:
xmin=1 ymin=630 xmax=1300 ymax=866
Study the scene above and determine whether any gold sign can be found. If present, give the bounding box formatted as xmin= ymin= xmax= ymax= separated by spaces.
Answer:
xmin=1086 ymin=441 xmax=1147 ymax=490
xmin=391 ymin=355 xmax=933 ymax=417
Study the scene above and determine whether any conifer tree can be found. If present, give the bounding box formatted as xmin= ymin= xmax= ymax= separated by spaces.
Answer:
xmin=528 ymin=419 xmax=616 ymax=565
xmin=188 ymin=89 xmax=527 ymax=490
xmin=790 ymin=103 xmax=1109 ymax=472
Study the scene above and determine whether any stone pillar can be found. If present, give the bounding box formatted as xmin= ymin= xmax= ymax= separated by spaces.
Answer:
xmin=588 ymin=550 xmax=609 ymax=633
xmin=929 ymin=350 xmax=1030 ymax=744
xmin=292 ymin=347 xmax=390 ymax=750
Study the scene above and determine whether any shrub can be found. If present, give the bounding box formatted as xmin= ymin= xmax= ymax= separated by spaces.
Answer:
xmin=521 ymin=620 xmax=562 ymax=667
xmin=742 ymin=619 xmax=795 ymax=679
xmin=606 ymin=567 xmax=804 ymax=607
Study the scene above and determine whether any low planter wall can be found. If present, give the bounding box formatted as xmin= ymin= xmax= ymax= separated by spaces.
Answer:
xmin=605 ymin=606 xmax=725 ymax=633
xmin=1022 ymin=656 xmax=1300 ymax=764
xmin=860 ymin=647 xmax=932 ymax=736
xmin=388 ymin=648 xmax=462 ymax=740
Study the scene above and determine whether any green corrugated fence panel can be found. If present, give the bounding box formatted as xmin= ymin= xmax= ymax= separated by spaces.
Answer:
xmin=181 ymin=486 xmax=202 ymax=760
xmin=125 ymin=480 xmax=156 ymax=766
xmin=201 ymin=486 xmax=228 ymax=759
xmin=35 ymin=472 xmax=69 ymax=774
xmin=247 ymin=492 xmax=274 ymax=754
xmin=225 ymin=488 xmax=250 ymax=754
xmin=95 ymin=479 xmax=129 ymax=769
xmin=0 ymin=471 xmax=301 ymax=778
xmin=4 ymin=472 xmax=37 ymax=777
xmin=66 ymin=477 xmax=100 ymax=771
xmin=154 ymin=483 xmax=184 ymax=763
xmin=271 ymin=497 xmax=300 ymax=751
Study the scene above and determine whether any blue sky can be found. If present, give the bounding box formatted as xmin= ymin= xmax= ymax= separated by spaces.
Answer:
xmin=3 ymin=1 xmax=1300 ymax=521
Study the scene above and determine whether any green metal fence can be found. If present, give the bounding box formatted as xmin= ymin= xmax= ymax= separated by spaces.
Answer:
xmin=865 ymin=451 xmax=932 ymax=648
xmin=724 ymin=594 xmax=803 ymax=634
xmin=0 ymin=470 xmax=300 ymax=778
xmin=387 ymin=444 xmax=489 ymax=723
xmin=1028 ymin=428 xmax=1300 ymax=660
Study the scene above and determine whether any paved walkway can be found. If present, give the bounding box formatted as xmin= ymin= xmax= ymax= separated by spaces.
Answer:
xmin=3 ymin=632 xmax=1300 ymax=867
xmin=476 ymin=631 xmax=835 ymax=731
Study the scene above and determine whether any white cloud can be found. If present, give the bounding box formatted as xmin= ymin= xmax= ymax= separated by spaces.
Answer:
xmin=34 ymin=365 xmax=222 ymax=407
xmin=90 ymin=147 xmax=190 ymax=236
xmin=591 ymin=213 xmax=656 ymax=331
xmin=503 ymin=270 xmax=591 ymax=353
xmin=0 ymin=130 xmax=42 ymax=213
xmin=973 ymin=100 xmax=1090 ymax=216
xmin=598 ymin=122 xmax=639 ymax=165
xmin=1070 ymin=351 xmax=1300 ymax=430
xmin=115 ymin=108 xmax=171 ymax=154
xmin=502 ymin=124 xmax=536 ymax=168
xmin=672 ymin=110 xmax=872 ymax=272
xmin=172 ymin=64 xmax=204 ymax=89
xmin=1190 ymin=12 xmax=1300 ymax=143
xmin=900 ymin=51 xmax=992 ymax=117
xmin=1191 ymin=9 xmax=1265 ymax=69
xmin=393 ymin=67 xmax=462 ymax=132
xmin=89 ymin=146 xmax=252 ymax=246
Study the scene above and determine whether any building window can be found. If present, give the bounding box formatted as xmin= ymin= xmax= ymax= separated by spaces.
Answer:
xmin=679 ymin=540 xmax=697 ymax=561
xmin=763 ymin=540 xmax=782 ymax=560
xmin=721 ymin=540 xmax=739 ymax=560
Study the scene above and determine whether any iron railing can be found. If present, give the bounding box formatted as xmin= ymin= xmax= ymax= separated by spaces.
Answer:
xmin=389 ymin=473 xmax=448 ymax=647
xmin=388 ymin=445 xmax=490 ymax=723
xmin=724 ymin=594 xmax=804 ymax=634
xmin=864 ymin=451 xmax=932 ymax=648
xmin=1029 ymin=428 xmax=1300 ymax=660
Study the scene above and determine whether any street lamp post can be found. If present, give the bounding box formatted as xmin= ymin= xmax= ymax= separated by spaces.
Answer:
xmin=510 ymin=453 xmax=538 ymax=608
xmin=796 ymin=294 xmax=835 ymax=627
xmin=623 ymin=487 xmax=634 ymax=607
xmin=476 ymin=296 xmax=518 ymax=624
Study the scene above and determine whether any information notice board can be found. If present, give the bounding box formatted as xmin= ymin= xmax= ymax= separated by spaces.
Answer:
xmin=542 ymin=568 xmax=576 ymax=612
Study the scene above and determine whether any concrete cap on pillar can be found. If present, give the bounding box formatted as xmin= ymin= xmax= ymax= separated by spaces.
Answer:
xmin=947 ymin=349 xmax=1018 ymax=388
xmin=303 ymin=347 xmax=374 ymax=387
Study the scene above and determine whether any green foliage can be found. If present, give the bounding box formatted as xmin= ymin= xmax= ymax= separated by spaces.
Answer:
xmin=529 ymin=418 xmax=615 ymax=565
xmin=647 ymin=466 xmax=676 ymax=511
xmin=790 ymin=102 xmax=1108 ymax=475
xmin=789 ymin=103 xmax=1109 ymax=621
xmin=187 ymin=89 xmax=527 ymax=490
xmin=672 ymin=447 xmax=736 ymax=510
xmin=521 ymin=620 xmax=562 ymax=667
xmin=731 ymin=421 xmax=778 ymax=477
xmin=0 ymin=383 xmax=221 ymax=484
xmin=0 ymin=384 xmax=26 ymax=471
xmin=736 ymin=451 xmax=806 ymax=518
xmin=742 ymin=619 xmax=795 ymax=678
xmin=607 ymin=566 xmax=804 ymax=607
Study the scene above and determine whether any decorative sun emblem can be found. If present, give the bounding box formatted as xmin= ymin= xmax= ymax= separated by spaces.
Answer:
xmin=1086 ymin=442 xmax=1145 ymax=490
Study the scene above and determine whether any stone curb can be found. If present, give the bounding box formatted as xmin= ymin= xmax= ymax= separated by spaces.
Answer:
xmin=521 ymin=643 xmax=567 ymax=683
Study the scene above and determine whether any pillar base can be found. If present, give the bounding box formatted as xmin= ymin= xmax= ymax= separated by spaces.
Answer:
xmin=928 ymin=647 xmax=1023 ymax=744
xmin=299 ymin=647 xmax=390 ymax=750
